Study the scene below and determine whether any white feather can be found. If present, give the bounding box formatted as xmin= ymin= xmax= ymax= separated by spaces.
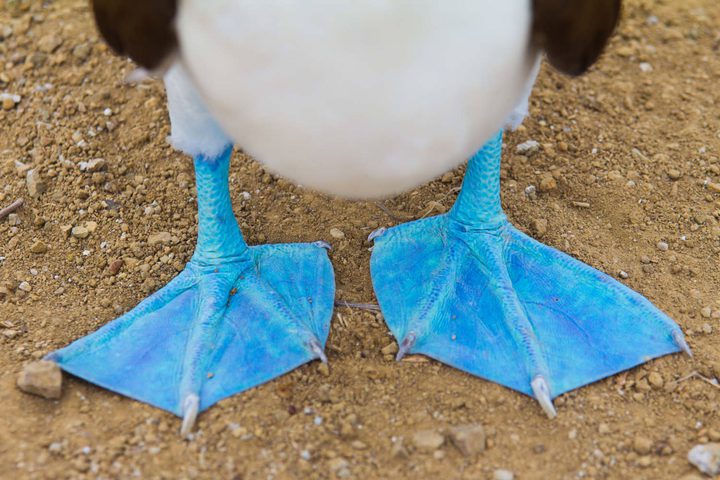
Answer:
xmin=174 ymin=0 xmax=538 ymax=198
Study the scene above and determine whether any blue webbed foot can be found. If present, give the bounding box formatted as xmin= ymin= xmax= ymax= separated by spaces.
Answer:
xmin=47 ymin=147 xmax=334 ymax=435
xmin=370 ymin=131 xmax=689 ymax=417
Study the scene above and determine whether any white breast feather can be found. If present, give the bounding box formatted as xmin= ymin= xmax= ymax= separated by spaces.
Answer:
xmin=175 ymin=0 xmax=537 ymax=198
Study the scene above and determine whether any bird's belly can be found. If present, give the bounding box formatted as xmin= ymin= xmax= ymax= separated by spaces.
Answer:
xmin=179 ymin=0 xmax=535 ymax=198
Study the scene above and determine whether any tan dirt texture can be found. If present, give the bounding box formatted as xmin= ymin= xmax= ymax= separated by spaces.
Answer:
xmin=1 ymin=0 xmax=720 ymax=479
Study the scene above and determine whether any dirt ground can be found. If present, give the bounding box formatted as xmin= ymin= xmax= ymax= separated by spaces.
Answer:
xmin=1 ymin=0 xmax=719 ymax=478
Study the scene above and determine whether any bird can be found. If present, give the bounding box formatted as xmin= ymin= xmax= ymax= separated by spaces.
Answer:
xmin=46 ymin=0 xmax=690 ymax=436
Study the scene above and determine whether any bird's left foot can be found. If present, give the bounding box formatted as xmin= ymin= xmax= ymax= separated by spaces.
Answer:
xmin=370 ymin=132 xmax=690 ymax=417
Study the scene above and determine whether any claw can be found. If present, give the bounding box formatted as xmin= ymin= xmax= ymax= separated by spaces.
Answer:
xmin=672 ymin=330 xmax=693 ymax=358
xmin=531 ymin=376 xmax=557 ymax=419
xmin=313 ymin=240 xmax=332 ymax=251
xmin=368 ymin=228 xmax=387 ymax=242
xmin=309 ymin=338 xmax=328 ymax=364
xmin=395 ymin=332 xmax=417 ymax=362
xmin=180 ymin=394 xmax=200 ymax=438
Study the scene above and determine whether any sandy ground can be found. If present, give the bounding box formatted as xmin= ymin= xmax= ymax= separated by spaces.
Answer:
xmin=1 ymin=0 xmax=720 ymax=479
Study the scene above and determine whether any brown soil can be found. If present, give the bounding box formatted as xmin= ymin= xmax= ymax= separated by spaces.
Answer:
xmin=1 ymin=0 xmax=719 ymax=479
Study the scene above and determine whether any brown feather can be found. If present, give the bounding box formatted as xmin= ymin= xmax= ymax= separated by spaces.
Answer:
xmin=91 ymin=0 xmax=178 ymax=70
xmin=532 ymin=0 xmax=622 ymax=76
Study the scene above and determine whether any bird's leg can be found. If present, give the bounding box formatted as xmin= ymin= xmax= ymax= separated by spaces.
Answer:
xmin=48 ymin=147 xmax=335 ymax=436
xmin=370 ymin=130 xmax=690 ymax=417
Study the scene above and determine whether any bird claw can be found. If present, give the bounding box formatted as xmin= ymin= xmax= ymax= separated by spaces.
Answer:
xmin=368 ymin=228 xmax=387 ymax=242
xmin=309 ymin=338 xmax=328 ymax=364
xmin=395 ymin=332 xmax=416 ymax=362
xmin=181 ymin=394 xmax=200 ymax=438
xmin=672 ymin=330 xmax=693 ymax=358
xmin=531 ymin=376 xmax=557 ymax=419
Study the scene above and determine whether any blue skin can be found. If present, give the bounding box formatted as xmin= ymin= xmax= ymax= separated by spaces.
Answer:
xmin=370 ymin=130 xmax=689 ymax=410
xmin=47 ymin=146 xmax=335 ymax=430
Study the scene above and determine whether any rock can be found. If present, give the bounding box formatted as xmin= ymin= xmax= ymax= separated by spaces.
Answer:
xmin=448 ymin=424 xmax=486 ymax=456
xmin=538 ymin=174 xmax=557 ymax=192
xmin=148 ymin=232 xmax=172 ymax=246
xmin=494 ymin=469 xmax=515 ymax=480
xmin=317 ymin=362 xmax=330 ymax=377
xmin=412 ymin=429 xmax=444 ymax=452
xmin=667 ymin=169 xmax=682 ymax=180
xmin=381 ymin=342 xmax=398 ymax=356
xmin=7 ymin=213 xmax=20 ymax=226
xmin=30 ymin=240 xmax=48 ymax=254
xmin=516 ymin=140 xmax=540 ymax=156
xmin=72 ymin=43 xmax=91 ymax=60
xmin=657 ymin=241 xmax=669 ymax=251
xmin=2 ymin=96 xmax=14 ymax=110
xmin=0 ymin=93 xmax=20 ymax=111
xmin=351 ymin=440 xmax=367 ymax=450
xmin=701 ymin=306 xmax=712 ymax=318
xmin=85 ymin=221 xmax=98 ymax=233
xmin=79 ymin=158 xmax=106 ymax=173
xmin=17 ymin=361 xmax=62 ymax=399
xmin=688 ymin=443 xmax=720 ymax=476
xmin=38 ymin=34 xmax=62 ymax=53
xmin=329 ymin=228 xmax=345 ymax=240
xmin=71 ymin=226 xmax=89 ymax=239
xmin=328 ymin=458 xmax=349 ymax=472
xmin=531 ymin=218 xmax=548 ymax=237
xmin=107 ymin=258 xmax=124 ymax=276
xmin=633 ymin=435 xmax=653 ymax=455
xmin=440 ymin=172 xmax=455 ymax=184
xmin=26 ymin=170 xmax=47 ymax=198
xmin=18 ymin=281 xmax=32 ymax=292
xmin=648 ymin=372 xmax=664 ymax=389
xmin=391 ymin=439 xmax=409 ymax=459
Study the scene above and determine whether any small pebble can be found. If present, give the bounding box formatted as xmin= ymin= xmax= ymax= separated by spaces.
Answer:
xmin=329 ymin=228 xmax=345 ymax=240
xmin=17 ymin=361 xmax=62 ymax=399
xmin=71 ymin=226 xmax=90 ymax=239
xmin=328 ymin=458 xmax=349 ymax=472
xmin=381 ymin=342 xmax=398 ymax=356
xmin=317 ymin=362 xmax=330 ymax=377
xmin=26 ymin=170 xmax=47 ymax=198
xmin=688 ymin=443 xmax=720 ymax=476
xmin=516 ymin=140 xmax=539 ymax=155
xmin=538 ymin=174 xmax=557 ymax=192
xmin=532 ymin=218 xmax=548 ymax=237
xmin=148 ymin=232 xmax=172 ymax=246
xmin=648 ymin=372 xmax=664 ymax=389
xmin=107 ymin=259 xmax=124 ymax=276
xmin=412 ymin=430 xmax=444 ymax=452
xmin=657 ymin=241 xmax=669 ymax=251
xmin=351 ymin=440 xmax=367 ymax=450
xmin=667 ymin=169 xmax=682 ymax=180
xmin=633 ymin=435 xmax=653 ymax=455
xmin=448 ymin=423 xmax=486 ymax=456
xmin=494 ymin=469 xmax=515 ymax=480
xmin=30 ymin=240 xmax=48 ymax=254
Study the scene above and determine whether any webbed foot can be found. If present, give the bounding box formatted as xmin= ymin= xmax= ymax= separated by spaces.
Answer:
xmin=47 ymin=147 xmax=334 ymax=435
xmin=370 ymin=131 xmax=688 ymax=416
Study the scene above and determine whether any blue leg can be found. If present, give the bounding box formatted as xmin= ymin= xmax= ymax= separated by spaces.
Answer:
xmin=47 ymin=147 xmax=334 ymax=434
xmin=370 ymin=131 xmax=690 ymax=417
